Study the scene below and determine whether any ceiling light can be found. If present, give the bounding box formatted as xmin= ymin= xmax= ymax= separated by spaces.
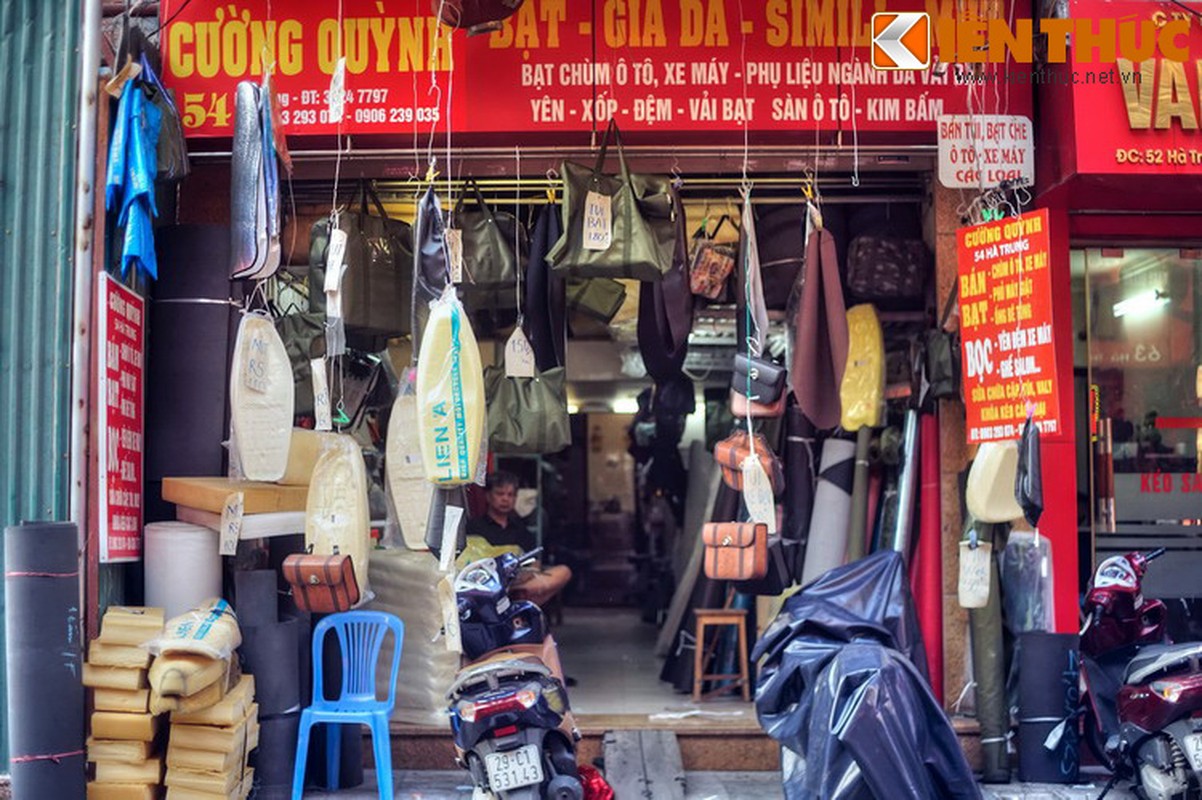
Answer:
xmin=1113 ymin=289 xmax=1168 ymax=319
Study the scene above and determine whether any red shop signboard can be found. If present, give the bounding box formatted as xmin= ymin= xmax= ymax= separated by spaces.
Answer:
xmin=159 ymin=0 xmax=1032 ymax=139
xmin=957 ymin=209 xmax=1062 ymax=444
xmin=97 ymin=273 xmax=145 ymax=563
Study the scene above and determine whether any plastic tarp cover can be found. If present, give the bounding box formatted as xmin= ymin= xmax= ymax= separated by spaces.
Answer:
xmin=753 ymin=551 xmax=981 ymax=800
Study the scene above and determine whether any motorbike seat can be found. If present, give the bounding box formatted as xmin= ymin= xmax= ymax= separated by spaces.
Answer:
xmin=1124 ymin=641 xmax=1202 ymax=685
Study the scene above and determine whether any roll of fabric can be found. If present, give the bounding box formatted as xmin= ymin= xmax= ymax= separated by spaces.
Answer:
xmin=968 ymin=520 xmax=1011 ymax=783
xmin=801 ymin=437 xmax=856 ymax=586
xmin=846 ymin=427 xmax=872 ymax=562
xmin=892 ymin=409 xmax=921 ymax=557
xmin=864 ymin=468 xmax=883 ymax=554
xmin=5 ymin=522 xmax=86 ymax=799
xmin=240 ymin=618 xmax=301 ymax=716
xmin=1018 ymin=632 xmax=1080 ymax=784
xmin=913 ymin=414 xmax=943 ymax=704
xmin=783 ymin=404 xmax=816 ymax=578
xmin=234 ymin=569 xmax=279 ymax=627
xmin=251 ymin=712 xmax=300 ymax=796
xmin=144 ymin=522 xmax=223 ymax=620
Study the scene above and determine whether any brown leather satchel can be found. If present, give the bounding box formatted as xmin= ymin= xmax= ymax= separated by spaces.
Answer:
xmin=713 ymin=430 xmax=784 ymax=495
xmin=703 ymin=522 xmax=768 ymax=581
xmin=282 ymin=547 xmax=360 ymax=614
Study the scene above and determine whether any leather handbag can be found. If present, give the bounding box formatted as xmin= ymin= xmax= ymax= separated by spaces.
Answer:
xmin=282 ymin=546 xmax=361 ymax=614
xmin=926 ymin=284 xmax=961 ymax=400
xmin=483 ymin=365 xmax=572 ymax=454
xmin=703 ymin=522 xmax=769 ymax=581
xmin=688 ymin=217 xmax=737 ymax=300
xmin=546 ymin=120 xmax=678 ymax=281
xmin=729 ymin=389 xmax=787 ymax=419
xmin=730 ymin=353 xmax=787 ymax=418
xmin=451 ymin=178 xmax=529 ymax=309
xmin=713 ymin=430 xmax=784 ymax=495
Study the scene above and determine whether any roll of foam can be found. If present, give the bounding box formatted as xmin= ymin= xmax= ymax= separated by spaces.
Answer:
xmin=144 ymin=522 xmax=223 ymax=621
xmin=801 ymin=438 xmax=857 ymax=586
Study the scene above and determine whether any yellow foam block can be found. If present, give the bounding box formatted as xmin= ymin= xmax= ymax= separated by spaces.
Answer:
xmin=86 ymin=737 xmax=152 ymax=764
xmin=168 ymin=706 xmax=255 ymax=753
xmin=840 ymin=304 xmax=885 ymax=431
xmin=172 ymin=675 xmax=255 ymax=727
xmin=279 ymin=428 xmax=340 ymax=485
xmin=150 ymin=654 xmax=227 ymax=698
xmin=83 ymin=665 xmax=147 ymax=691
xmin=166 ymin=741 xmax=242 ymax=775
xmin=93 ymin=688 xmax=150 ymax=713
xmin=150 ymin=674 xmax=227 ymax=716
xmin=87 ymin=783 xmax=156 ymax=800
xmin=89 ymin=642 xmax=152 ymax=670
xmin=99 ymin=607 xmax=165 ymax=647
xmin=90 ymin=712 xmax=158 ymax=743
xmin=94 ymin=758 xmax=163 ymax=784
xmin=165 ymin=764 xmax=240 ymax=795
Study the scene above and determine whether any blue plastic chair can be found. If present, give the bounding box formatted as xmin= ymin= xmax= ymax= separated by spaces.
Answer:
xmin=291 ymin=611 xmax=404 ymax=799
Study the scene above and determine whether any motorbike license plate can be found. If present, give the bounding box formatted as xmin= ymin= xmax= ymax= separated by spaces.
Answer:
xmin=1185 ymin=734 xmax=1202 ymax=771
xmin=485 ymin=744 xmax=544 ymax=792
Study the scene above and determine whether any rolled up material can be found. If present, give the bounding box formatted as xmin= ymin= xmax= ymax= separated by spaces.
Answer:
xmin=913 ymin=414 xmax=944 ymax=704
xmin=5 ymin=522 xmax=86 ymax=798
xmin=801 ymin=437 xmax=856 ymax=586
xmin=144 ymin=522 xmax=223 ymax=621
xmin=239 ymin=618 xmax=300 ymax=716
xmin=250 ymin=712 xmax=299 ymax=796
xmin=892 ymin=409 xmax=920 ymax=557
xmin=1018 ymin=632 xmax=1080 ymax=784
xmin=969 ymin=521 xmax=1010 ymax=783
xmin=234 ymin=570 xmax=279 ymax=627
xmin=783 ymin=405 xmax=816 ymax=578
xmin=846 ymin=427 xmax=872 ymax=562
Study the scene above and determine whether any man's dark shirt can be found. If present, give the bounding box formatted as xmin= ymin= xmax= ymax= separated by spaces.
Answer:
xmin=466 ymin=513 xmax=535 ymax=553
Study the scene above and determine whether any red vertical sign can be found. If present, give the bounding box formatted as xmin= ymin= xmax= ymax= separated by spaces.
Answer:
xmin=957 ymin=209 xmax=1061 ymax=444
xmin=97 ymin=273 xmax=145 ymax=563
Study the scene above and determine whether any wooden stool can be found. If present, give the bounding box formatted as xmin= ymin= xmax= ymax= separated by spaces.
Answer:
xmin=692 ymin=608 xmax=751 ymax=702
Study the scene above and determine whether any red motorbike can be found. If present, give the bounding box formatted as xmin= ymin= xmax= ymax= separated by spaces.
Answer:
xmin=1081 ymin=548 xmax=1202 ymax=799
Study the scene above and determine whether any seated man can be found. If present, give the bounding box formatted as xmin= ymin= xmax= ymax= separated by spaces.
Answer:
xmin=466 ymin=471 xmax=571 ymax=608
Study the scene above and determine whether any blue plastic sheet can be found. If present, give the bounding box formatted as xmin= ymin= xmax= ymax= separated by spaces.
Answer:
xmin=106 ymin=80 xmax=161 ymax=280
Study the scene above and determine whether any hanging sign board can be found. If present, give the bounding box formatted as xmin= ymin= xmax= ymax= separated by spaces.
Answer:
xmin=97 ymin=273 xmax=146 ymax=563
xmin=937 ymin=115 xmax=1034 ymax=189
xmin=158 ymin=0 xmax=1032 ymax=139
xmin=957 ymin=209 xmax=1061 ymax=444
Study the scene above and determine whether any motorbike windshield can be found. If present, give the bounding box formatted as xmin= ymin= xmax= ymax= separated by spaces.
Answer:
xmin=753 ymin=551 xmax=981 ymax=800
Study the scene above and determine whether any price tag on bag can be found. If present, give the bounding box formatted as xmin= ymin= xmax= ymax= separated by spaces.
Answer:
xmin=741 ymin=456 xmax=777 ymax=534
xmin=243 ymin=327 xmax=271 ymax=393
xmin=311 ymin=357 xmax=332 ymax=431
xmin=445 ymin=228 xmax=465 ymax=284
xmin=958 ymin=540 xmax=992 ymax=608
xmin=220 ymin=492 xmax=244 ymax=556
xmin=583 ymin=191 xmax=613 ymax=251
xmin=328 ymin=57 xmax=346 ymax=123
xmin=440 ymin=504 xmax=464 ymax=574
xmin=437 ymin=575 xmax=463 ymax=654
xmin=505 ymin=328 xmax=536 ymax=378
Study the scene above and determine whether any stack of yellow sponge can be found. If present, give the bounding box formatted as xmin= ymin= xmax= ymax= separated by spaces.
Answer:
xmin=84 ymin=607 xmax=166 ymax=800
xmin=165 ymin=674 xmax=259 ymax=800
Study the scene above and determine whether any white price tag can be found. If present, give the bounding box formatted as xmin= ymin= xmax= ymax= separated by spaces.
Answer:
xmin=958 ymin=540 xmax=993 ymax=608
xmin=741 ymin=456 xmax=777 ymax=533
xmin=324 ymin=228 xmax=348 ymax=293
xmin=504 ymin=328 xmax=536 ymax=378
xmin=311 ymin=357 xmax=332 ymax=431
xmin=440 ymin=504 xmax=464 ymax=573
xmin=220 ymin=492 xmax=244 ymax=556
xmin=445 ymin=228 xmax=464 ymax=284
xmin=328 ymin=57 xmax=346 ymax=123
xmin=582 ymin=191 xmax=613 ymax=251
xmin=438 ymin=575 xmax=463 ymax=654
xmin=243 ymin=327 xmax=271 ymax=393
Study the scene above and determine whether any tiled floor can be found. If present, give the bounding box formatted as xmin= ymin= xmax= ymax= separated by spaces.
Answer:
xmin=554 ymin=606 xmax=754 ymax=720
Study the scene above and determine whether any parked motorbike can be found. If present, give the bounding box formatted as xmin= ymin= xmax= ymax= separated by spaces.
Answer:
xmin=1081 ymin=548 xmax=1202 ymax=800
xmin=447 ymin=548 xmax=583 ymax=800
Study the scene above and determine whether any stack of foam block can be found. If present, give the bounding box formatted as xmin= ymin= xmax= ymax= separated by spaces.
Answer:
xmin=84 ymin=607 xmax=166 ymax=800
xmin=164 ymin=674 xmax=259 ymax=800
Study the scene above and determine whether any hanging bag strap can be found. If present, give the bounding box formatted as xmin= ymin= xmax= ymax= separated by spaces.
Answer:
xmin=939 ymin=282 xmax=959 ymax=331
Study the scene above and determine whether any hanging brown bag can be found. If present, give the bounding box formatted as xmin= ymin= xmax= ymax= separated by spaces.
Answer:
xmin=688 ymin=215 xmax=737 ymax=300
xmin=282 ymin=546 xmax=361 ymax=614
xmin=703 ymin=522 xmax=769 ymax=581
xmin=713 ymin=430 xmax=784 ymax=495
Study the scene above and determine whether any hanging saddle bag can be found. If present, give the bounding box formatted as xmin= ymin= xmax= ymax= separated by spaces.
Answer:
xmin=282 ymin=546 xmax=361 ymax=614
xmin=730 ymin=352 xmax=787 ymax=418
xmin=713 ymin=430 xmax=784 ymax=495
xmin=703 ymin=522 xmax=769 ymax=581
xmin=450 ymin=178 xmax=529 ymax=310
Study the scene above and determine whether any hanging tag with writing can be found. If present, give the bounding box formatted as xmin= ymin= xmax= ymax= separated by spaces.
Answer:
xmin=505 ymin=328 xmax=536 ymax=378
xmin=583 ymin=191 xmax=613 ymax=251
xmin=440 ymin=504 xmax=464 ymax=574
xmin=243 ymin=327 xmax=270 ymax=393
xmin=958 ymin=540 xmax=992 ymax=608
xmin=328 ymin=57 xmax=346 ymax=123
xmin=445 ymin=228 xmax=465 ymax=284
xmin=324 ymin=227 xmax=348 ymax=292
xmin=311 ymin=357 xmax=332 ymax=431
xmin=219 ymin=492 xmax=244 ymax=557
xmin=437 ymin=575 xmax=463 ymax=654
xmin=741 ymin=456 xmax=777 ymax=534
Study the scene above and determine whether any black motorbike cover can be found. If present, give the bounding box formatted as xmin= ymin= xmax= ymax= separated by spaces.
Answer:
xmin=752 ymin=551 xmax=980 ymax=800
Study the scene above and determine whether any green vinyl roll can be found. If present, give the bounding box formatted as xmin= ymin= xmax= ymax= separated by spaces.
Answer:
xmin=967 ymin=518 xmax=1011 ymax=783
xmin=846 ymin=427 xmax=872 ymax=562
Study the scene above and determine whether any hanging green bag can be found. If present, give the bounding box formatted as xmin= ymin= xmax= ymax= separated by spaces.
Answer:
xmin=483 ymin=365 xmax=572 ymax=455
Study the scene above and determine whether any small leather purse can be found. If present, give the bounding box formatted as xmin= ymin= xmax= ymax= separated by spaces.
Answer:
xmin=713 ymin=430 xmax=784 ymax=495
xmin=282 ymin=546 xmax=360 ymax=614
xmin=730 ymin=353 xmax=787 ymax=418
xmin=703 ymin=522 xmax=769 ymax=581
